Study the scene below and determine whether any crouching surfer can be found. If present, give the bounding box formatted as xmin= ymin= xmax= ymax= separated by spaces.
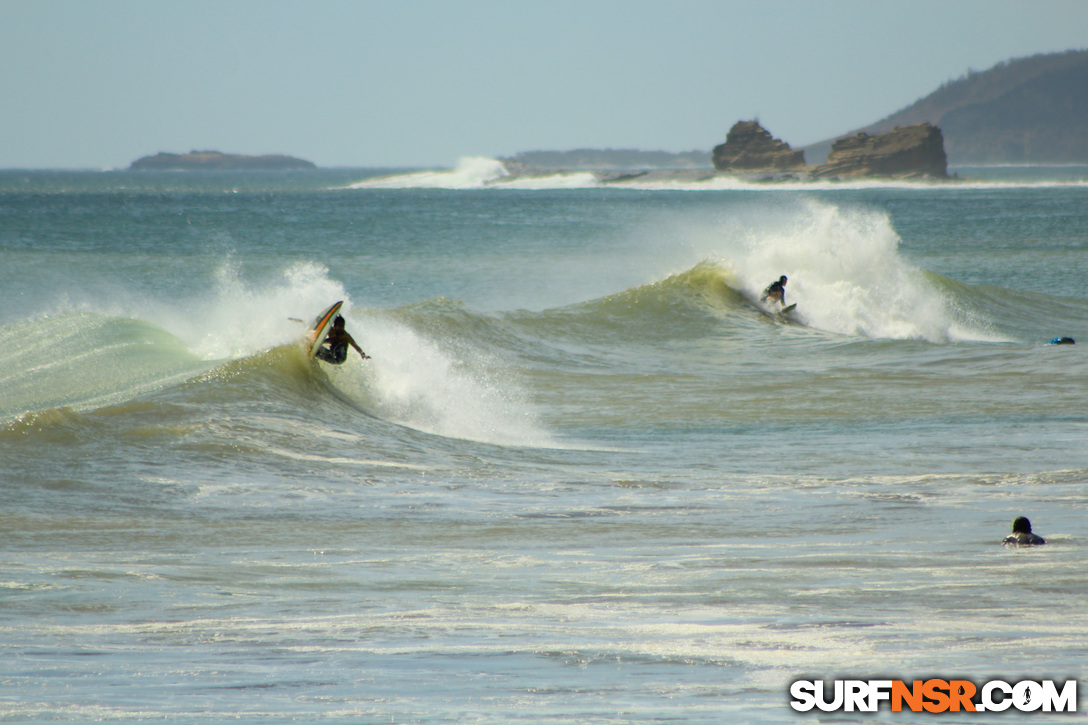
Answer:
xmin=316 ymin=315 xmax=370 ymax=364
xmin=760 ymin=275 xmax=797 ymax=316
xmin=761 ymin=275 xmax=788 ymax=306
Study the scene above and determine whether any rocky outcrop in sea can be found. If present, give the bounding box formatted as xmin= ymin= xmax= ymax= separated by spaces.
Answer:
xmin=710 ymin=120 xmax=948 ymax=180
xmin=810 ymin=123 xmax=948 ymax=180
xmin=712 ymin=121 xmax=806 ymax=171
xmin=492 ymin=121 xmax=951 ymax=185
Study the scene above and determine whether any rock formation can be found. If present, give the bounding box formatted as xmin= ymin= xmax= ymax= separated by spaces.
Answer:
xmin=129 ymin=151 xmax=316 ymax=171
xmin=712 ymin=121 xmax=806 ymax=172
xmin=810 ymin=123 xmax=948 ymax=179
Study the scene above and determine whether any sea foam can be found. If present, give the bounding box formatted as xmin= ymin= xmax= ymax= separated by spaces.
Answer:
xmin=350 ymin=156 xmax=510 ymax=189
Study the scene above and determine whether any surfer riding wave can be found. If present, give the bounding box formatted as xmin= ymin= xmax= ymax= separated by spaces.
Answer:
xmin=316 ymin=315 xmax=369 ymax=364
xmin=761 ymin=275 xmax=788 ymax=306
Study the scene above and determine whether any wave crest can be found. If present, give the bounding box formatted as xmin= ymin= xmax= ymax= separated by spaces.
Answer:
xmin=350 ymin=157 xmax=510 ymax=189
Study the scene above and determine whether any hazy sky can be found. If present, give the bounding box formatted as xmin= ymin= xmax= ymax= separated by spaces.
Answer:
xmin=2 ymin=0 xmax=1086 ymax=169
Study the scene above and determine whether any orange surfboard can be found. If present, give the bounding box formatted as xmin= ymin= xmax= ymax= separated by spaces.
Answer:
xmin=306 ymin=301 xmax=343 ymax=358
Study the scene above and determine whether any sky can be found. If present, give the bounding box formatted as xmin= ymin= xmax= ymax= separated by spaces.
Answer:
xmin=2 ymin=0 xmax=1086 ymax=169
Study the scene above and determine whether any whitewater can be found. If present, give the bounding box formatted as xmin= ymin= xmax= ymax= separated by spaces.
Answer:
xmin=2 ymin=166 xmax=1086 ymax=723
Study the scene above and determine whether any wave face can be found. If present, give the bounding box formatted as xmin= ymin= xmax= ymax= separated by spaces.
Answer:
xmin=5 ymin=183 xmax=1086 ymax=446
xmin=4 ymin=188 xmax=1082 ymax=432
xmin=1 ymin=305 xmax=553 ymax=452
xmin=3 ymin=171 xmax=1088 ymax=723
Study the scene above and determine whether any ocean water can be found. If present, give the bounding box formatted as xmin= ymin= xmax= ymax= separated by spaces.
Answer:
xmin=2 ymin=163 xmax=1087 ymax=723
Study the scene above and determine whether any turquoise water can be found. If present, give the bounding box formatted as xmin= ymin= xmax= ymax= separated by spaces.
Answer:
xmin=1 ymin=166 xmax=1087 ymax=722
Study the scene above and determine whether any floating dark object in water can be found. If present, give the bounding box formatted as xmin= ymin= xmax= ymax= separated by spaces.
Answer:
xmin=1049 ymin=337 xmax=1075 ymax=345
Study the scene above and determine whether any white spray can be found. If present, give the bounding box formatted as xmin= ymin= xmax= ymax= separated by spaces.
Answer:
xmin=700 ymin=198 xmax=1002 ymax=342
xmin=328 ymin=316 xmax=556 ymax=448
xmin=350 ymin=157 xmax=510 ymax=190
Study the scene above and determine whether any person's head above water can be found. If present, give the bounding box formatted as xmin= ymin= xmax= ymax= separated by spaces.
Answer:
xmin=1012 ymin=516 xmax=1034 ymax=534
xmin=1004 ymin=516 xmax=1046 ymax=546
xmin=780 ymin=276 xmax=787 ymax=284
xmin=332 ymin=315 xmax=345 ymax=330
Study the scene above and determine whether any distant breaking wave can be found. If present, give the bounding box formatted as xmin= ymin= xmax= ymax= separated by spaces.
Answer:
xmin=349 ymin=157 xmax=1088 ymax=191
xmin=348 ymin=157 xmax=511 ymax=189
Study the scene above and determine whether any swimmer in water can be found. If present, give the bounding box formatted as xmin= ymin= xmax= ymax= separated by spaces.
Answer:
xmin=1003 ymin=516 xmax=1046 ymax=546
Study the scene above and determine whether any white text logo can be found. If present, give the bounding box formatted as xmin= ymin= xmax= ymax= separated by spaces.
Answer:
xmin=790 ymin=679 xmax=1078 ymax=713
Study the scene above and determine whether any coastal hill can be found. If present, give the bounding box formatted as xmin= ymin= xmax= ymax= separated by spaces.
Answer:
xmin=804 ymin=49 xmax=1088 ymax=165
xmin=130 ymin=150 xmax=316 ymax=171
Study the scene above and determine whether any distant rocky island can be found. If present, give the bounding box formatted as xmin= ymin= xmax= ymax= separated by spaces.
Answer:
xmin=712 ymin=120 xmax=948 ymax=180
xmin=129 ymin=150 xmax=316 ymax=171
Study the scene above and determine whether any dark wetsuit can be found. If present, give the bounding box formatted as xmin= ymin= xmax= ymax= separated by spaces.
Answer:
xmin=316 ymin=340 xmax=348 ymax=364
xmin=1003 ymin=531 xmax=1046 ymax=546
xmin=762 ymin=279 xmax=786 ymax=304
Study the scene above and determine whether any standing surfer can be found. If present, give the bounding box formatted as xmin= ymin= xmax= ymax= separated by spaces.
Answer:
xmin=316 ymin=315 xmax=370 ymax=364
